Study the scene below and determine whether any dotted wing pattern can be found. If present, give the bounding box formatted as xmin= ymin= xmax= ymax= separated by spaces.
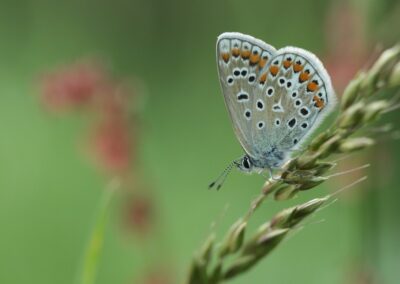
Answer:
xmin=254 ymin=47 xmax=336 ymax=152
xmin=216 ymin=32 xmax=336 ymax=161
xmin=216 ymin=33 xmax=276 ymax=157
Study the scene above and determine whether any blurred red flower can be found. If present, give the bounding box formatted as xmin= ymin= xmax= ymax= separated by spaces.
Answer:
xmin=92 ymin=115 xmax=132 ymax=175
xmin=40 ymin=61 xmax=109 ymax=111
xmin=91 ymin=83 xmax=138 ymax=175
xmin=40 ymin=59 xmax=139 ymax=176
xmin=123 ymin=193 xmax=153 ymax=236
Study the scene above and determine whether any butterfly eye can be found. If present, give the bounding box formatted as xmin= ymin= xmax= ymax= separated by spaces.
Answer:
xmin=243 ymin=156 xmax=251 ymax=169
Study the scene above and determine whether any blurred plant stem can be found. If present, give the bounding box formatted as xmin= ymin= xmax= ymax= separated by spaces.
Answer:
xmin=77 ymin=179 xmax=120 ymax=284
xmin=186 ymin=44 xmax=400 ymax=284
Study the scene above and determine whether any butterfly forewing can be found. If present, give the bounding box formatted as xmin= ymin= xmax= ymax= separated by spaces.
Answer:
xmin=216 ymin=32 xmax=276 ymax=157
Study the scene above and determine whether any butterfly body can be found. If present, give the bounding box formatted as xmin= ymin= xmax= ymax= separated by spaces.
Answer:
xmin=213 ymin=32 xmax=336 ymax=183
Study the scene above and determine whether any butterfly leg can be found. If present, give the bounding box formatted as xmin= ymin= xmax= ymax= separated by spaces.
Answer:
xmin=268 ymin=167 xmax=282 ymax=181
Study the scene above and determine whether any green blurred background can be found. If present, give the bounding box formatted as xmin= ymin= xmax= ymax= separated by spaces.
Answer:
xmin=0 ymin=0 xmax=399 ymax=283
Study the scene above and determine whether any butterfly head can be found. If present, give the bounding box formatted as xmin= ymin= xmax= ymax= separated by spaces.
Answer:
xmin=235 ymin=155 xmax=254 ymax=173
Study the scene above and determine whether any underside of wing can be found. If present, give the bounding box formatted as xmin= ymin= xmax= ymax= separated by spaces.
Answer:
xmin=216 ymin=32 xmax=277 ymax=156
xmin=256 ymin=47 xmax=336 ymax=152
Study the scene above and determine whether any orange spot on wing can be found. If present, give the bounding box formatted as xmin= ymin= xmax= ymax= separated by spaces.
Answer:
xmin=241 ymin=50 xmax=251 ymax=59
xmin=221 ymin=53 xmax=230 ymax=63
xmin=249 ymin=53 xmax=260 ymax=65
xmin=283 ymin=60 xmax=292 ymax=69
xmin=259 ymin=72 xmax=267 ymax=84
xmin=269 ymin=65 xmax=279 ymax=76
xmin=307 ymin=82 xmax=318 ymax=92
xmin=232 ymin=48 xmax=240 ymax=57
xmin=299 ymin=72 xmax=309 ymax=83
xmin=313 ymin=95 xmax=325 ymax=109
xmin=258 ymin=58 xmax=268 ymax=68
xmin=293 ymin=63 xmax=303 ymax=73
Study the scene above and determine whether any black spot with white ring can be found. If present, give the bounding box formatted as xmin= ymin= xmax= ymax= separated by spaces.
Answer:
xmin=237 ymin=92 xmax=249 ymax=102
xmin=256 ymin=99 xmax=264 ymax=110
xmin=291 ymin=91 xmax=298 ymax=98
xmin=244 ymin=110 xmax=251 ymax=120
xmin=248 ymin=74 xmax=256 ymax=83
xmin=295 ymin=99 xmax=302 ymax=107
xmin=233 ymin=68 xmax=241 ymax=77
xmin=287 ymin=118 xmax=296 ymax=128
xmin=299 ymin=107 xmax=310 ymax=117
xmin=227 ymin=76 xmax=234 ymax=85
xmin=301 ymin=122 xmax=308 ymax=129
xmin=275 ymin=119 xmax=281 ymax=126
xmin=257 ymin=121 xmax=265 ymax=129
xmin=278 ymin=77 xmax=286 ymax=86
xmin=241 ymin=68 xmax=248 ymax=77
xmin=266 ymin=87 xmax=274 ymax=97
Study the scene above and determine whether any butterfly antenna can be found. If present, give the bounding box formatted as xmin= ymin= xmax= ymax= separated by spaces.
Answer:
xmin=209 ymin=162 xmax=236 ymax=190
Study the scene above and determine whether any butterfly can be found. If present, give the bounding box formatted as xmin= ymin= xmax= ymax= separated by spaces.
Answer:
xmin=209 ymin=32 xmax=336 ymax=190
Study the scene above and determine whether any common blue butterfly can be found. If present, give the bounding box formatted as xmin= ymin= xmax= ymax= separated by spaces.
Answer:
xmin=209 ymin=32 xmax=336 ymax=189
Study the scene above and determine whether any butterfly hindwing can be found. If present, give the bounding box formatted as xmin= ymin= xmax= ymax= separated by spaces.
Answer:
xmin=216 ymin=32 xmax=276 ymax=157
xmin=255 ymin=47 xmax=336 ymax=153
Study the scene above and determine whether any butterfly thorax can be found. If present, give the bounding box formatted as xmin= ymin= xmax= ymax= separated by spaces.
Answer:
xmin=237 ymin=146 xmax=287 ymax=173
xmin=251 ymin=145 xmax=287 ymax=169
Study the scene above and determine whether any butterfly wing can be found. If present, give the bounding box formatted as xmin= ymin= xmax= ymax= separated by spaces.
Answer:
xmin=216 ymin=32 xmax=277 ymax=157
xmin=253 ymin=47 xmax=336 ymax=155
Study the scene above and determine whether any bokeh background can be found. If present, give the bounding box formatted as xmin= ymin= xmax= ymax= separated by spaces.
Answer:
xmin=0 ymin=0 xmax=399 ymax=283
